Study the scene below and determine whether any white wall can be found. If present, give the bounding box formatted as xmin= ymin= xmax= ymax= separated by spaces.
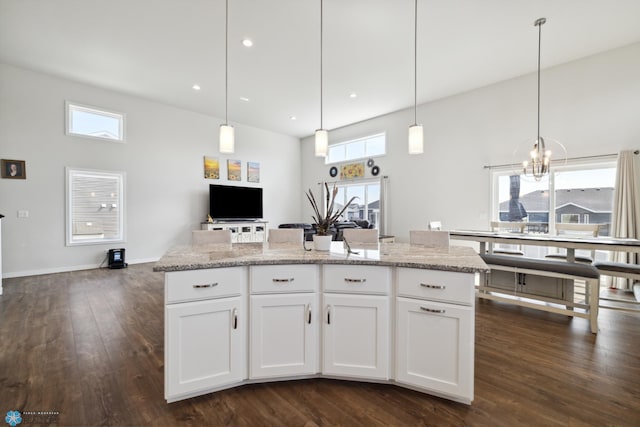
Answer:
xmin=300 ymin=43 xmax=640 ymax=243
xmin=0 ymin=64 xmax=301 ymax=277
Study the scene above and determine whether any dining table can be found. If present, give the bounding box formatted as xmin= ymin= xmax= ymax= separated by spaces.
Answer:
xmin=449 ymin=229 xmax=640 ymax=262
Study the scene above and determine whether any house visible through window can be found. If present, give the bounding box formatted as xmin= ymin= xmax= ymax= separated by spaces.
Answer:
xmin=491 ymin=160 xmax=616 ymax=259
xmin=66 ymin=101 xmax=125 ymax=142
xmin=66 ymin=168 xmax=125 ymax=246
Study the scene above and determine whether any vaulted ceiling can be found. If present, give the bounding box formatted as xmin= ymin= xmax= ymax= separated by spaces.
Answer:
xmin=2 ymin=0 xmax=640 ymax=138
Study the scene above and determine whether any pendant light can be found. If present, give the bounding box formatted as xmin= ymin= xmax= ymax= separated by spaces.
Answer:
xmin=314 ymin=0 xmax=328 ymax=157
xmin=219 ymin=0 xmax=234 ymax=154
xmin=522 ymin=18 xmax=551 ymax=180
xmin=408 ymin=0 xmax=423 ymax=154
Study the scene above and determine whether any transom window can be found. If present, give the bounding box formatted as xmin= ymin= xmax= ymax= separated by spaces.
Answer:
xmin=66 ymin=101 xmax=126 ymax=142
xmin=326 ymin=133 xmax=385 ymax=164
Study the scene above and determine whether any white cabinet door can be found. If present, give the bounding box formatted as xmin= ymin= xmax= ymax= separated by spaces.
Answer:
xmin=166 ymin=296 xmax=245 ymax=401
xmin=396 ymin=297 xmax=474 ymax=402
xmin=250 ymin=293 xmax=318 ymax=379
xmin=323 ymin=293 xmax=389 ymax=380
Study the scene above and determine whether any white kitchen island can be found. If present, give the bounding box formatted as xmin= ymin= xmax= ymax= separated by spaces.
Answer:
xmin=154 ymin=241 xmax=488 ymax=404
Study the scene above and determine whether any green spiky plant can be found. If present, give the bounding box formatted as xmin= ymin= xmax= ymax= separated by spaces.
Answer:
xmin=306 ymin=182 xmax=358 ymax=236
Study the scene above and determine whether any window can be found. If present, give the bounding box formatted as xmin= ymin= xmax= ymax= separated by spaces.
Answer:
xmin=66 ymin=168 xmax=125 ymax=246
xmin=490 ymin=159 xmax=616 ymax=258
xmin=327 ymin=133 xmax=385 ymax=164
xmin=331 ymin=179 xmax=381 ymax=229
xmin=66 ymin=101 xmax=126 ymax=142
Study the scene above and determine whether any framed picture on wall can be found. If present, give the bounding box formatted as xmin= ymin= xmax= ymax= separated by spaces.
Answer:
xmin=1 ymin=159 xmax=26 ymax=179
xmin=204 ymin=156 xmax=220 ymax=179
xmin=227 ymin=159 xmax=241 ymax=181
xmin=247 ymin=162 xmax=260 ymax=183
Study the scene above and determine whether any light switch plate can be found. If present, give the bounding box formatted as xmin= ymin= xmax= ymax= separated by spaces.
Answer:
xmin=17 ymin=210 xmax=29 ymax=218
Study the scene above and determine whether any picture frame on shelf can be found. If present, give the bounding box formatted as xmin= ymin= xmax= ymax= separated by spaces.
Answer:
xmin=1 ymin=159 xmax=26 ymax=179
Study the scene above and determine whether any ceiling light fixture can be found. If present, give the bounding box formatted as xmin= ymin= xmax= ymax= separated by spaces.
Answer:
xmin=349 ymin=92 xmax=357 ymax=98
xmin=219 ymin=0 xmax=234 ymax=154
xmin=408 ymin=0 xmax=423 ymax=155
xmin=242 ymin=38 xmax=253 ymax=47
xmin=522 ymin=17 xmax=551 ymax=180
xmin=314 ymin=0 xmax=328 ymax=157
xmin=192 ymin=84 xmax=201 ymax=91
xmin=239 ymin=96 xmax=250 ymax=102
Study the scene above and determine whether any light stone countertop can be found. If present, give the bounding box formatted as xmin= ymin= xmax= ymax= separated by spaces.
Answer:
xmin=153 ymin=242 xmax=489 ymax=274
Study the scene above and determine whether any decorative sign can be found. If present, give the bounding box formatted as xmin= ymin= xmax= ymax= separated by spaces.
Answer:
xmin=340 ymin=162 xmax=365 ymax=179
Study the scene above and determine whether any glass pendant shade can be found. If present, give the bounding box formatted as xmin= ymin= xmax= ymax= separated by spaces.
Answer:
xmin=219 ymin=124 xmax=235 ymax=154
xmin=315 ymin=129 xmax=328 ymax=157
xmin=408 ymin=124 xmax=423 ymax=154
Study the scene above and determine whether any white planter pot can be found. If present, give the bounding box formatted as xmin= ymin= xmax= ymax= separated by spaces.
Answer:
xmin=313 ymin=235 xmax=332 ymax=251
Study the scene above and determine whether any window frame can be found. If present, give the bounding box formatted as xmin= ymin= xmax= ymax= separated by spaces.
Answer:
xmin=65 ymin=101 xmax=126 ymax=142
xmin=65 ymin=167 xmax=126 ymax=246
xmin=489 ymin=158 xmax=617 ymax=235
xmin=326 ymin=132 xmax=386 ymax=165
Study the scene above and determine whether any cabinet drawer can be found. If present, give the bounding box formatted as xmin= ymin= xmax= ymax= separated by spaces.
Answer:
xmin=397 ymin=268 xmax=474 ymax=306
xmin=250 ymin=264 xmax=318 ymax=294
xmin=324 ymin=265 xmax=391 ymax=295
xmin=166 ymin=267 xmax=246 ymax=304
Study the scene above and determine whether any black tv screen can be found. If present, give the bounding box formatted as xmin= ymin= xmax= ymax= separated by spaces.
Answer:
xmin=209 ymin=184 xmax=263 ymax=220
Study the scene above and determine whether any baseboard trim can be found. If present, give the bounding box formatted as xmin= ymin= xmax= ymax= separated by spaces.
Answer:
xmin=2 ymin=257 xmax=160 ymax=278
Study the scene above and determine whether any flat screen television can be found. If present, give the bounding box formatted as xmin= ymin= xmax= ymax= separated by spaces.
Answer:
xmin=209 ymin=184 xmax=263 ymax=220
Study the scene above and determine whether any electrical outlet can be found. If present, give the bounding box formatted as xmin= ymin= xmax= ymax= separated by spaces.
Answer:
xmin=17 ymin=210 xmax=29 ymax=218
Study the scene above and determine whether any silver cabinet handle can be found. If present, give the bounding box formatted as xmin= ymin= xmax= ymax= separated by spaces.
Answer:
xmin=344 ymin=278 xmax=366 ymax=283
xmin=193 ymin=282 xmax=219 ymax=289
xmin=420 ymin=283 xmax=446 ymax=290
xmin=272 ymin=278 xmax=295 ymax=283
xmin=420 ymin=306 xmax=446 ymax=314
xmin=327 ymin=305 xmax=331 ymax=325
xmin=306 ymin=303 xmax=312 ymax=325
xmin=232 ymin=308 xmax=238 ymax=330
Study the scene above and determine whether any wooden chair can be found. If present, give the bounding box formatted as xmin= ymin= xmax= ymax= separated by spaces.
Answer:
xmin=490 ymin=221 xmax=526 ymax=255
xmin=268 ymin=228 xmax=303 ymax=244
xmin=192 ymin=229 xmax=232 ymax=245
xmin=409 ymin=230 xmax=450 ymax=248
xmin=546 ymin=223 xmax=601 ymax=263
xmin=342 ymin=228 xmax=379 ymax=244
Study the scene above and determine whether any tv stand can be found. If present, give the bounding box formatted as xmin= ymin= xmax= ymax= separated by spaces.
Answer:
xmin=201 ymin=221 xmax=267 ymax=243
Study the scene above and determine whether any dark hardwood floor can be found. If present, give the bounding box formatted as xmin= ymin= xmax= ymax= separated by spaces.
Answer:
xmin=1 ymin=263 xmax=639 ymax=426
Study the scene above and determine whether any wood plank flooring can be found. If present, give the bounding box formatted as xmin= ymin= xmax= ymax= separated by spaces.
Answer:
xmin=1 ymin=263 xmax=639 ymax=426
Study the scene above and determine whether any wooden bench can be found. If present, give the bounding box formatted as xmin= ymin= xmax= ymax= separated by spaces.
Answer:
xmin=480 ymin=254 xmax=601 ymax=333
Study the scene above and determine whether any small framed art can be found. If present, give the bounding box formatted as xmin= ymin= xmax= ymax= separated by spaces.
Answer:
xmin=247 ymin=162 xmax=260 ymax=183
xmin=204 ymin=156 xmax=220 ymax=179
xmin=227 ymin=159 xmax=241 ymax=181
xmin=1 ymin=159 xmax=26 ymax=179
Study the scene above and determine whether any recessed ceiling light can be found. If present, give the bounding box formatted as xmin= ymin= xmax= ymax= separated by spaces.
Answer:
xmin=349 ymin=92 xmax=357 ymax=98
xmin=192 ymin=84 xmax=201 ymax=91
xmin=239 ymin=97 xmax=250 ymax=102
xmin=289 ymin=116 xmax=297 ymax=120
xmin=242 ymin=39 xmax=253 ymax=47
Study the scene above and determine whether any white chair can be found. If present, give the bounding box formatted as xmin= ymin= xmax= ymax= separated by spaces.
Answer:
xmin=409 ymin=230 xmax=450 ymax=248
xmin=428 ymin=221 xmax=442 ymax=231
xmin=490 ymin=221 xmax=526 ymax=255
xmin=546 ymin=223 xmax=601 ymax=263
xmin=192 ymin=229 xmax=232 ymax=245
xmin=268 ymin=228 xmax=303 ymax=244
xmin=342 ymin=228 xmax=379 ymax=244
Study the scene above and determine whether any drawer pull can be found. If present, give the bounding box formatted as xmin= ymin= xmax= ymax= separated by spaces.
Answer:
xmin=193 ymin=283 xmax=219 ymax=289
xmin=420 ymin=306 xmax=446 ymax=314
xmin=420 ymin=283 xmax=446 ymax=290
xmin=327 ymin=305 xmax=331 ymax=325
xmin=272 ymin=278 xmax=295 ymax=283
xmin=233 ymin=308 xmax=238 ymax=330
xmin=344 ymin=278 xmax=366 ymax=283
xmin=306 ymin=303 xmax=312 ymax=325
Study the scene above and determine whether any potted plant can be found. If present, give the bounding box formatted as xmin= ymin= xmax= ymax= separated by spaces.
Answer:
xmin=306 ymin=182 xmax=357 ymax=251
